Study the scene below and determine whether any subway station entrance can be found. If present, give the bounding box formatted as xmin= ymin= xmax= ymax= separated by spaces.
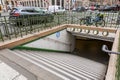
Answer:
xmin=74 ymin=38 xmax=112 ymax=64
xmin=0 ymin=24 xmax=118 ymax=80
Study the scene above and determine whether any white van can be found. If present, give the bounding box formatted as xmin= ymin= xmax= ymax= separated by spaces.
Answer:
xmin=48 ymin=5 xmax=65 ymax=14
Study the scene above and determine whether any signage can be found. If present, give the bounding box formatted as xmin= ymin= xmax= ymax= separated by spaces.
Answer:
xmin=56 ymin=32 xmax=60 ymax=38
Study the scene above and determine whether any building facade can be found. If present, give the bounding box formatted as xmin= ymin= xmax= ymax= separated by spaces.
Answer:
xmin=0 ymin=0 xmax=119 ymax=11
xmin=2 ymin=0 xmax=90 ymax=10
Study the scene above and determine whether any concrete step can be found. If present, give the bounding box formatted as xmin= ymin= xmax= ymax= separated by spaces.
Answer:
xmin=14 ymin=50 xmax=107 ymax=80
xmin=0 ymin=49 xmax=64 ymax=80
xmin=20 ymin=50 xmax=106 ymax=76
xmin=21 ymin=50 xmax=106 ymax=73
xmin=20 ymin=50 xmax=105 ymax=79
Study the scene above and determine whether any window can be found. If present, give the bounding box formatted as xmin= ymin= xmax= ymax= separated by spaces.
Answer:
xmin=11 ymin=0 xmax=14 ymax=5
xmin=26 ymin=9 xmax=34 ymax=12
xmin=21 ymin=10 xmax=27 ymax=12
xmin=57 ymin=0 xmax=60 ymax=5
xmin=52 ymin=0 xmax=55 ymax=5
xmin=37 ymin=0 xmax=40 ymax=7
xmin=6 ymin=1 xmax=9 ymax=5
xmin=34 ymin=8 xmax=45 ymax=14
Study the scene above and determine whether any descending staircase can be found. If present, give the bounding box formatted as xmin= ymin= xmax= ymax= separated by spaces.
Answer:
xmin=0 ymin=49 xmax=107 ymax=80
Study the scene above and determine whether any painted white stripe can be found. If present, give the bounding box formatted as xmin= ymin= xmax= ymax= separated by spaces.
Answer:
xmin=16 ymin=51 xmax=82 ymax=80
xmin=39 ymin=53 xmax=104 ymax=77
xmin=22 ymin=50 xmax=104 ymax=77
xmin=42 ymin=53 xmax=106 ymax=74
xmin=29 ymin=52 xmax=98 ymax=80
xmin=12 ymin=52 xmax=70 ymax=80
xmin=47 ymin=54 xmax=106 ymax=76
xmin=34 ymin=52 xmax=104 ymax=76
xmin=34 ymin=51 xmax=105 ymax=69
xmin=27 ymin=52 xmax=92 ymax=80
xmin=15 ymin=50 xmax=106 ymax=79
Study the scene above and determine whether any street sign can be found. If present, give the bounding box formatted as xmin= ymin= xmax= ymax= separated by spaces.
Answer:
xmin=56 ymin=32 xmax=60 ymax=38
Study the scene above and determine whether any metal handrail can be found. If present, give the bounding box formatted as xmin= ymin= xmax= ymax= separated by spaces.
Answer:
xmin=102 ymin=45 xmax=120 ymax=54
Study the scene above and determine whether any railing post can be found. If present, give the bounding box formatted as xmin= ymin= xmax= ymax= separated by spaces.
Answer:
xmin=45 ymin=16 xmax=47 ymax=29
xmin=116 ymin=11 xmax=120 ymax=28
xmin=24 ymin=15 xmax=28 ymax=35
xmin=0 ymin=29 xmax=4 ymax=42
xmin=57 ymin=16 xmax=60 ymax=25
xmin=9 ymin=16 xmax=18 ymax=38
xmin=29 ymin=15 xmax=33 ymax=34
xmin=71 ymin=16 xmax=73 ymax=24
xmin=3 ymin=16 xmax=11 ymax=40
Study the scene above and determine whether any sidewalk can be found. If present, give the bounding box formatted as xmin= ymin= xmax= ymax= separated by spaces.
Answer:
xmin=0 ymin=53 xmax=36 ymax=80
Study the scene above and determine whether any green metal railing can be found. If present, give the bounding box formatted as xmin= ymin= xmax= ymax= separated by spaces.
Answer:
xmin=0 ymin=11 xmax=120 ymax=42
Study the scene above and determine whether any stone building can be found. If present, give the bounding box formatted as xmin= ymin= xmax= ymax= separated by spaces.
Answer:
xmin=1 ymin=0 xmax=119 ymax=11
xmin=3 ymin=0 xmax=90 ymax=9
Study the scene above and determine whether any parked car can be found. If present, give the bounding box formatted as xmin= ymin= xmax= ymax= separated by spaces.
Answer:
xmin=74 ymin=6 xmax=86 ymax=12
xmin=9 ymin=7 xmax=54 ymax=26
xmin=99 ymin=5 xmax=120 ymax=12
xmin=99 ymin=6 xmax=113 ymax=11
xmin=39 ymin=7 xmax=48 ymax=12
xmin=88 ymin=6 xmax=96 ymax=11
xmin=48 ymin=5 xmax=66 ymax=14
